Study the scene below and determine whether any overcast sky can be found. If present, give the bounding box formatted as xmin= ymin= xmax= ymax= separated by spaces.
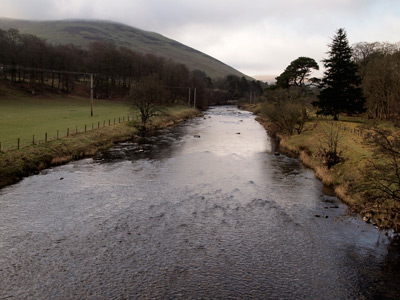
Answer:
xmin=1 ymin=0 xmax=399 ymax=81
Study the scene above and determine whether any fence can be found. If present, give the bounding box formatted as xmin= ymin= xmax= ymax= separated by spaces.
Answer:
xmin=323 ymin=120 xmax=373 ymax=140
xmin=0 ymin=114 xmax=138 ymax=153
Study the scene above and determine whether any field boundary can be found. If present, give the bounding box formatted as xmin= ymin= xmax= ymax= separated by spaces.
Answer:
xmin=0 ymin=114 xmax=138 ymax=152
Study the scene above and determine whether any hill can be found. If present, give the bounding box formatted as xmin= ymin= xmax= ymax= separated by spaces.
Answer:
xmin=0 ymin=18 xmax=248 ymax=79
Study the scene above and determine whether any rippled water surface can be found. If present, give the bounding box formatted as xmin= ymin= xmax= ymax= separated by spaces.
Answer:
xmin=1 ymin=106 xmax=400 ymax=299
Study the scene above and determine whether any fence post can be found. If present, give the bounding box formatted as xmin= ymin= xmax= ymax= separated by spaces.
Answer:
xmin=119 ymin=117 xmax=120 ymax=123
xmin=85 ymin=125 xmax=87 ymax=132
xmin=17 ymin=138 xmax=20 ymax=149
xmin=128 ymin=116 xmax=130 ymax=122
xmin=45 ymin=133 xmax=47 ymax=143
xmin=57 ymin=130 xmax=59 ymax=139
xmin=98 ymin=121 xmax=100 ymax=128
xmin=67 ymin=128 xmax=69 ymax=137
xmin=109 ymin=119 xmax=111 ymax=126
xmin=76 ymin=126 xmax=78 ymax=134
xmin=0 ymin=142 xmax=2 ymax=152
xmin=33 ymin=135 xmax=35 ymax=145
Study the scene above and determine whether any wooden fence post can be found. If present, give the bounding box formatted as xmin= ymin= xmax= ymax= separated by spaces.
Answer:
xmin=85 ymin=125 xmax=87 ymax=132
xmin=17 ymin=138 xmax=20 ymax=149
xmin=98 ymin=121 xmax=100 ymax=128
xmin=57 ymin=130 xmax=59 ymax=139
xmin=45 ymin=133 xmax=47 ymax=143
xmin=33 ymin=135 xmax=35 ymax=145
xmin=67 ymin=128 xmax=69 ymax=137
xmin=0 ymin=142 xmax=2 ymax=152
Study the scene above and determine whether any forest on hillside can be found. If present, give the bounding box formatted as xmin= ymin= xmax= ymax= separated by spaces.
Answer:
xmin=0 ymin=28 xmax=264 ymax=108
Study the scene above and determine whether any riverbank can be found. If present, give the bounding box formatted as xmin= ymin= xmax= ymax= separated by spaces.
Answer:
xmin=0 ymin=107 xmax=201 ymax=189
xmin=240 ymin=103 xmax=399 ymax=232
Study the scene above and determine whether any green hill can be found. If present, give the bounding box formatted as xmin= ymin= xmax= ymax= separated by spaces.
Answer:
xmin=0 ymin=18 xmax=248 ymax=79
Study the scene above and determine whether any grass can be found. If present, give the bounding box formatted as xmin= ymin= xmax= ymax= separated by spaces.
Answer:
xmin=0 ymin=82 xmax=201 ymax=188
xmin=280 ymin=119 xmax=374 ymax=187
xmin=0 ymin=122 xmax=138 ymax=188
xmin=0 ymin=86 xmax=133 ymax=150
xmin=242 ymin=102 xmax=400 ymax=230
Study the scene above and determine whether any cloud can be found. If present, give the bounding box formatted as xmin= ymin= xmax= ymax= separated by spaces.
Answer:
xmin=1 ymin=0 xmax=399 ymax=79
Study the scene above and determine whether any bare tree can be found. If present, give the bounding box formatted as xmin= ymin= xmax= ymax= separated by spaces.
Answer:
xmin=261 ymin=87 xmax=314 ymax=135
xmin=129 ymin=75 xmax=166 ymax=130
xmin=317 ymin=125 xmax=342 ymax=169
xmin=362 ymin=126 xmax=400 ymax=203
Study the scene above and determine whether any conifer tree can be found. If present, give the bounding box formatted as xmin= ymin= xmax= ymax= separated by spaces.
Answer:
xmin=314 ymin=28 xmax=365 ymax=120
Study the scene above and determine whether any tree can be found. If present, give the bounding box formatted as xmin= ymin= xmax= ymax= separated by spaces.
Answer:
xmin=352 ymin=42 xmax=400 ymax=119
xmin=317 ymin=125 xmax=342 ymax=169
xmin=275 ymin=56 xmax=319 ymax=88
xmin=360 ymin=126 xmax=400 ymax=228
xmin=261 ymin=87 xmax=310 ymax=135
xmin=314 ymin=28 xmax=365 ymax=120
xmin=129 ymin=75 xmax=166 ymax=129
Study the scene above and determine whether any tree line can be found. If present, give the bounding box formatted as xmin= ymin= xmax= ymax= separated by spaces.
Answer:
xmin=261 ymin=28 xmax=400 ymax=137
xmin=353 ymin=41 xmax=400 ymax=120
xmin=259 ymin=28 xmax=400 ymax=223
xmin=0 ymin=28 xmax=264 ymax=108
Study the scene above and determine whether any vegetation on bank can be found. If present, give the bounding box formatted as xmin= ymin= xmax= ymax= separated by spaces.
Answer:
xmin=0 ymin=82 xmax=132 ymax=151
xmin=0 ymin=105 xmax=200 ymax=189
xmin=243 ymin=102 xmax=400 ymax=231
xmin=242 ymin=28 xmax=400 ymax=232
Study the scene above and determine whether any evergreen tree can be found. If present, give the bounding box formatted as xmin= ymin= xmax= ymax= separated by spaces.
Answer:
xmin=314 ymin=28 xmax=365 ymax=120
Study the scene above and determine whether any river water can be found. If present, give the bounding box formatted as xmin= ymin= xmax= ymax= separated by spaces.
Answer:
xmin=0 ymin=106 xmax=399 ymax=299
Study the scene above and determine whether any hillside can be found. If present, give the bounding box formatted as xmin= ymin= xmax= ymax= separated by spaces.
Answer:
xmin=0 ymin=18 xmax=248 ymax=79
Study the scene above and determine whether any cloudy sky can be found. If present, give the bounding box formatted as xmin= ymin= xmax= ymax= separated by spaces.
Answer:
xmin=1 ymin=0 xmax=399 ymax=81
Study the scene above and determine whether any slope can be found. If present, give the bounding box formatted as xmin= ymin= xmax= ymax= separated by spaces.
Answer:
xmin=0 ymin=18 xmax=248 ymax=79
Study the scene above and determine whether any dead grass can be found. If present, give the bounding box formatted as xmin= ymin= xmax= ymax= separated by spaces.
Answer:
xmin=0 ymin=106 xmax=201 ymax=189
xmin=255 ymin=112 xmax=400 ymax=230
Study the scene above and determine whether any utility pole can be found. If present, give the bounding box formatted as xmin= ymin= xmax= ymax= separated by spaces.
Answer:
xmin=193 ymin=88 xmax=197 ymax=108
xmin=90 ymin=74 xmax=94 ymax=117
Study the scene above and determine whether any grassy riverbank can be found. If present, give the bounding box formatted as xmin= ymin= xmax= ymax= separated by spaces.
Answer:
xmin=241 ymin=103 xmax=400 ymax=231
xmin=0 ymin=83 xmax=133 ymax=151
xmin=0 ymin=107 xmax=200 ymax=189
xmin=0 ymin=84 xmax=201 ymax=189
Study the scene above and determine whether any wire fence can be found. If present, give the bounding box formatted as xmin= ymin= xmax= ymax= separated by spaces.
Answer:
xmin=0 ymin=114 xmax=139 ymax=153
xmin=322 ymin=120 xmax=373 ymax=140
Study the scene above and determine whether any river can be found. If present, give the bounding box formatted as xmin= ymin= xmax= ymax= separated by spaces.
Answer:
xmin=0 ymin=106 xmax=399 ymax=299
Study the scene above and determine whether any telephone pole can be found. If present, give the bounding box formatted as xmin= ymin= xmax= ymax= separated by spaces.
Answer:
xmin=193 ymin=88 xmax=197 ymax=108
xmin=90 ymin=74 xmax=94 ymax=117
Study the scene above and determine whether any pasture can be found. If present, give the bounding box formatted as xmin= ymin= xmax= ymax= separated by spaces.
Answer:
xmin=0 ymin=90 xmax=133 ymax=151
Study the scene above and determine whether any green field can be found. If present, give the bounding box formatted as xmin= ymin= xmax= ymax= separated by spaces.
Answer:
xmin=0 ymin=91 xmax=133 ymax=151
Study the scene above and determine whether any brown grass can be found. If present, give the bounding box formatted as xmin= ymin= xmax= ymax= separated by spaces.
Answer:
xmin=0 ymin=106 xmax=201 ymax=189
xmin=253 ymin=111 xmax=400 ymax=231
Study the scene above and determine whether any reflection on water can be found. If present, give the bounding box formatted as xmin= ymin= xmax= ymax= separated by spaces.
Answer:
xmin=0 ymin=106 xmax=399 ymax=299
